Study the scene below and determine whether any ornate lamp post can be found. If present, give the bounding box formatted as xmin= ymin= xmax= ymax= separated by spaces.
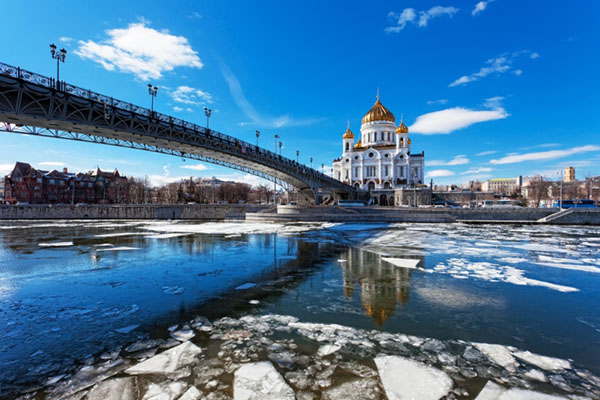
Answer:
xmin=296 ymin=150 xmax=299 ymax=163
xmin=49 ymin=43 xmax=66 ymax=89
xmin=255 ymin=130 xmax=260 ymax=147
xmin=279 ymin=141 xmax=283 ymax=156
xmin=204 ymin=107 xmax=212 ymax=129
xmin=147 ymin=84 xmax=158 ymax=114
xmin=310 ymin=157 xmax=313 ymax=169
xmin=273 ymin=134 xmax=279 ymax=205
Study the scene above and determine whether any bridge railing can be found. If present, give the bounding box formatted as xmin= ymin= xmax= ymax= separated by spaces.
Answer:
xmin=0 ymin=61 xmax=352 ymax=190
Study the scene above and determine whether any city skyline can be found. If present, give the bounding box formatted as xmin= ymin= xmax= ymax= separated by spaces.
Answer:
xmin=1 ymin=1 xmax=599 ymax=186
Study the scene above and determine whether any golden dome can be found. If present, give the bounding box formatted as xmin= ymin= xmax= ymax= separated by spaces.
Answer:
xmin=362 ymin=94 xmax=395 ymax=124
xmin=396 ymin=121 xmax=408 ymax=134
xmin=354 ymin=140 xmax=363 ymax=148
xmin=343 ymin=121 xmax=354 ymax=139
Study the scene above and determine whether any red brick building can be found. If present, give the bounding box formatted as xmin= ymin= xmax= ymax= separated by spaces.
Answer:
xmin=3 ymin=162 xmax=128 ymax=204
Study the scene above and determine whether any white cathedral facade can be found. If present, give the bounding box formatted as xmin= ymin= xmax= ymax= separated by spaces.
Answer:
xmin=332 ymin=95 xmax=425 ymax=197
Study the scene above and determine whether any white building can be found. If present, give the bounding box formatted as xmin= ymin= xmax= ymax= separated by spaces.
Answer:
xmin=481 ymin=177 xmax=522 ymax=194
xmin=332 ymin=95 xmax=425 ymax=197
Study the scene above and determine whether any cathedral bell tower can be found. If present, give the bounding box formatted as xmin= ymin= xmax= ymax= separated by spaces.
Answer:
xmin=342 ymin=121 xmax=354 ymax=154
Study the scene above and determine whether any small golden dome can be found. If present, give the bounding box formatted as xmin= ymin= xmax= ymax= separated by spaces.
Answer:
xmin=354 ymin=140 xmax=363 ymax=148
xmin=362 ymin=94 xmax=395 ymax=124
xmin=343 ymin=121 xmax=354 ymax=139
xmin=396 ymin=121 xmax=408 ymax=134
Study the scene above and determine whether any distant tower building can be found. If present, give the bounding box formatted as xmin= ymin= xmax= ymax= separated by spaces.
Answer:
xmin=332 ymin=92 xmax=425 ymax=205
xmin=563 ymin=166 xmax=575 ymax=182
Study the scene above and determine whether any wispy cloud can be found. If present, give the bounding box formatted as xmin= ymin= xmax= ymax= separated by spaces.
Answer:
xmin=426 ymin=169 xmax=455 ymax=178
xmin=75 ymin=21 xmax=203 ymax=80
xmin=483 ymin=96 xmax=504 ymax=108
xmin=530 ymin=52 xmax=540 ymax=59
xmin=472 ymin=0 xmax=493 ymax=16
xmin=427 ymin=99 xmax=448 ymax=105
xmin=461 ymin=167 xmax=493 ymax=175
xmin=59 ymin=36 xmax=74 ymax=43
xmin=385 ymin=6 xmax=459 ymax=33
xmin=427 ymin=155 xmax=470 ymax=166
xmin=180 ymin=163 xmax=211 ymax=171
xmin=188 ymin=11 xmax=202 ymax=19
xmin=38 ymin=161 xmax=66 ymax=167
xmin=476 ymin=150 xmax=496 ymax=156
xmin=170 ymin=85 xmax=212 ymax=106
xmin=409 ymin=107 xmax=508 ymax=134
xmin=449 ymin=51 xmax=537 ymax=87
xmin=490 ymin=145 xmax=600 ymax=165
xmin=220 ymin=63 xmax=321 ymax=128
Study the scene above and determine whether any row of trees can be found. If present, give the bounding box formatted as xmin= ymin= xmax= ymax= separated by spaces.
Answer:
xmin=123 ymin=177 xmax=277 ymax=205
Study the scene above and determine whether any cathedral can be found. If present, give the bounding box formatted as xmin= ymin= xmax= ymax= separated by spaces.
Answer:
xmin=332 ymin=94 xmax=425 ymax=205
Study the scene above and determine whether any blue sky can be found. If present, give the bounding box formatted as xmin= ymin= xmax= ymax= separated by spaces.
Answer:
xmin=1 ymin=0 xmax=599 ymax=186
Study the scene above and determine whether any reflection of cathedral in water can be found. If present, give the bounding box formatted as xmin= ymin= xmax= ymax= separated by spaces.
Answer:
xmin=340 ymin=248 xmax=422 ymax=328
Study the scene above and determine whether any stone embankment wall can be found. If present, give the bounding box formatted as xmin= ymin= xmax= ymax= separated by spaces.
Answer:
xmin=248 ymin=205 xmax=600 ymax=225
xmin=0 ymin=204 xmax=270 ymax=220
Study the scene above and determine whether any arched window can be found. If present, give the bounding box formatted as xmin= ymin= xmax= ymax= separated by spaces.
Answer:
xmin=345 ymin=142 xmax=349 ymax=151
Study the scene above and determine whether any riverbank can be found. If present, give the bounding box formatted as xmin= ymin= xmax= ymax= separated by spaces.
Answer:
xmin=1 ymin=204 xmax=599 ymax=225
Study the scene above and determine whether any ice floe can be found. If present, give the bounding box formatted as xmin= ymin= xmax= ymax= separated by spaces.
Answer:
xmin=234 ymin=361 xmax=295 ymax=400
xmin=513 ymin=351 xmax=571 ymax=372
xmin=474 ymin=380 xmax=565 ymax=399
xmin=162 ymin=286 xmax=185 ymax=295
xmin=125 ymin=341 xmax=202 ymax=375
xmin=115 ymin=324 xmax=140 ymax=334
xmin=473 ymin=343 xmax=519 ymax=372
xmin=38 ymin=241 xmax=74 ymax=247
xmin=235 ymin=283 xmax=257 ymax=290
xmin=381 ymin=257 xmax=421 ymax=269
xmin=86 ymin=377 xmax=136 ymax=400
xmin=142 ymin=221 xmax=335 ymax=236
xmin=96 ymin=246 xmax=139 ymax=252
xmin=142 ymin=381 xmax=188 ymax=400
xmin=375 ymin=355 xmax=453 ymax=400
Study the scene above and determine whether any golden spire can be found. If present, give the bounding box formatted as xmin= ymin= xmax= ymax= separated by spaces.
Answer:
xmin=396 ymin=114 xmax=409 ymax=134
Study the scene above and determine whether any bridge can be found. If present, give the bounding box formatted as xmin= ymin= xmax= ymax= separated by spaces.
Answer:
xmin=0 ymin=62 xmax=362 ymax=204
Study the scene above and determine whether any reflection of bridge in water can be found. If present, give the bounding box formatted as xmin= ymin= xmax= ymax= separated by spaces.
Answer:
xmin=340 ymin=248 xmax=424 ymax=328
xmin=0 ymin=62 xmax=363 ymax=203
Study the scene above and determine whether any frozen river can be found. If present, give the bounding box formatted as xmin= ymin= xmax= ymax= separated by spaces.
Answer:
xmin=0 ymin=220 xmax=599 ymax=399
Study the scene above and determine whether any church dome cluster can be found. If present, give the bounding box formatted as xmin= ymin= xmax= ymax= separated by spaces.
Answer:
xmin=333 ymin=92 xmax=425 ymax=204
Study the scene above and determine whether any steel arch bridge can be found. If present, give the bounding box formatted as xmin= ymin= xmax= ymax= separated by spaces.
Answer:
xmin=0 ymin=62 xmax=361 ymax=203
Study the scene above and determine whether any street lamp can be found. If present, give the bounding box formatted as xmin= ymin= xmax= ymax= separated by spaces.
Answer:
xmin=279 ymin=141 xmax=283 ymax=156
xmin=147 ymin=84 xmax=158 ymax=115
xmin=558 ymin=169 xmax=564 ymax=209
xmin=204 ymin=107 xmax=212 ymax=129
xmin=49 ymin=43 xmax=67 ymax=89
xmin=274 ymin=134 xmax=279 ymax=205
xmin=310 ymin=157 xmax=313 ymax=169
xmin=296 ymin=150 xmax=299 ymax=163
xmin=255 ymin=130 xmax=260 ymax=147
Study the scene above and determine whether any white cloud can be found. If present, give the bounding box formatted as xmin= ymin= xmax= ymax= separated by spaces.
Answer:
xmin=220 ymin=63 xmax=321 ymax=128
xmin=173 ymin=106 xmax=183 ymax=112
xmin=461 ymin=167 xmax=493 ymax=175
xmin=426 ymin=169 xmax=455 ymax=178
xmin=530 ymin=52 xmax=540 ymax=59
xmin=188 ymin=11 xmax=202 ymax=19
xmin=418 ymin=6 xmax=459 ymax=27
xmin=449 ymin=51 xmax=537 ymax=87
xmin=59 ymin=36 xmax=74 ymax=43
xmin=386 ymin=6 xmax=458 ymax=33
xmin=476 ymin=150 xmax=496 ymax=156
xmin=409 ymin=107 xmax=508 ymax=134
xmin=170 ymin=85 xmax=212 ymax=105
xmin=490 ymin=145 xmax=600 ymax=165
xmin=472 ymin=1 xmax=493 ymax=16
xmin=483 ymin=96 xmax=504 ymax=108
xmin=180 ymin=163 xmax=211 ymax=171
xmin=427 ymin=99 xmax=448 ymax=105
xmin=148 ymin=174 xmax=190 ymax=187
xmin=427 ymin=155 xmax=469 ymax=166
xmin=38 ymin=161 xmax=66 ymax=167
xmin=0 ymin=163 xmax=14 ymax=175
xmin=75 ymin=21 xmax=203 ymax=80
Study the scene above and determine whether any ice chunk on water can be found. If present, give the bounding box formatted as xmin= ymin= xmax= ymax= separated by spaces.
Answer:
xmin=179 ymin=386 xmax=202 ymax=400
xmin=96 ymin=246 xmax=139 ymax=252
xmin=115 ymin=324 xmax=139 ymax=334
xmin=474 ymin=381 xmax=565 ymax=399
xmin=375 ymin=355 xmax=453 ymax=400
xmin=249 ymin=300 xmax=260 ymax=305
xmin=317 ymin=344 xmax=341 ymax=356
xmin=142 ymin=381 xmax=187 ymax=400
xmin=473 ymin=343 xmax=519 ymax=372
xmin=381 ymin=258 xmax=421 ymax=269
xmin=513 ymin=351 xmax=571 ymax=372
xmin=236 ymin=283 xmax=257 ymax=290
xmin=234 ymin=361 xmax=295 ymax=400
xmin=87 ymin=377 xmax=136 ymax=400
xmin=38 ymin=241 xmax=74 ymax=247
xmin=125 ymin=341 xmax=202 ymax=375
xmin=162 ymin=286 xmax=185 ymax=295
xmin=171 ymin=329 xmax=195 ymax=342
xmin=321 ymin=378 xmax=380 ymax=400
xmin=524 ymin=369 xmax=547 ymax=382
